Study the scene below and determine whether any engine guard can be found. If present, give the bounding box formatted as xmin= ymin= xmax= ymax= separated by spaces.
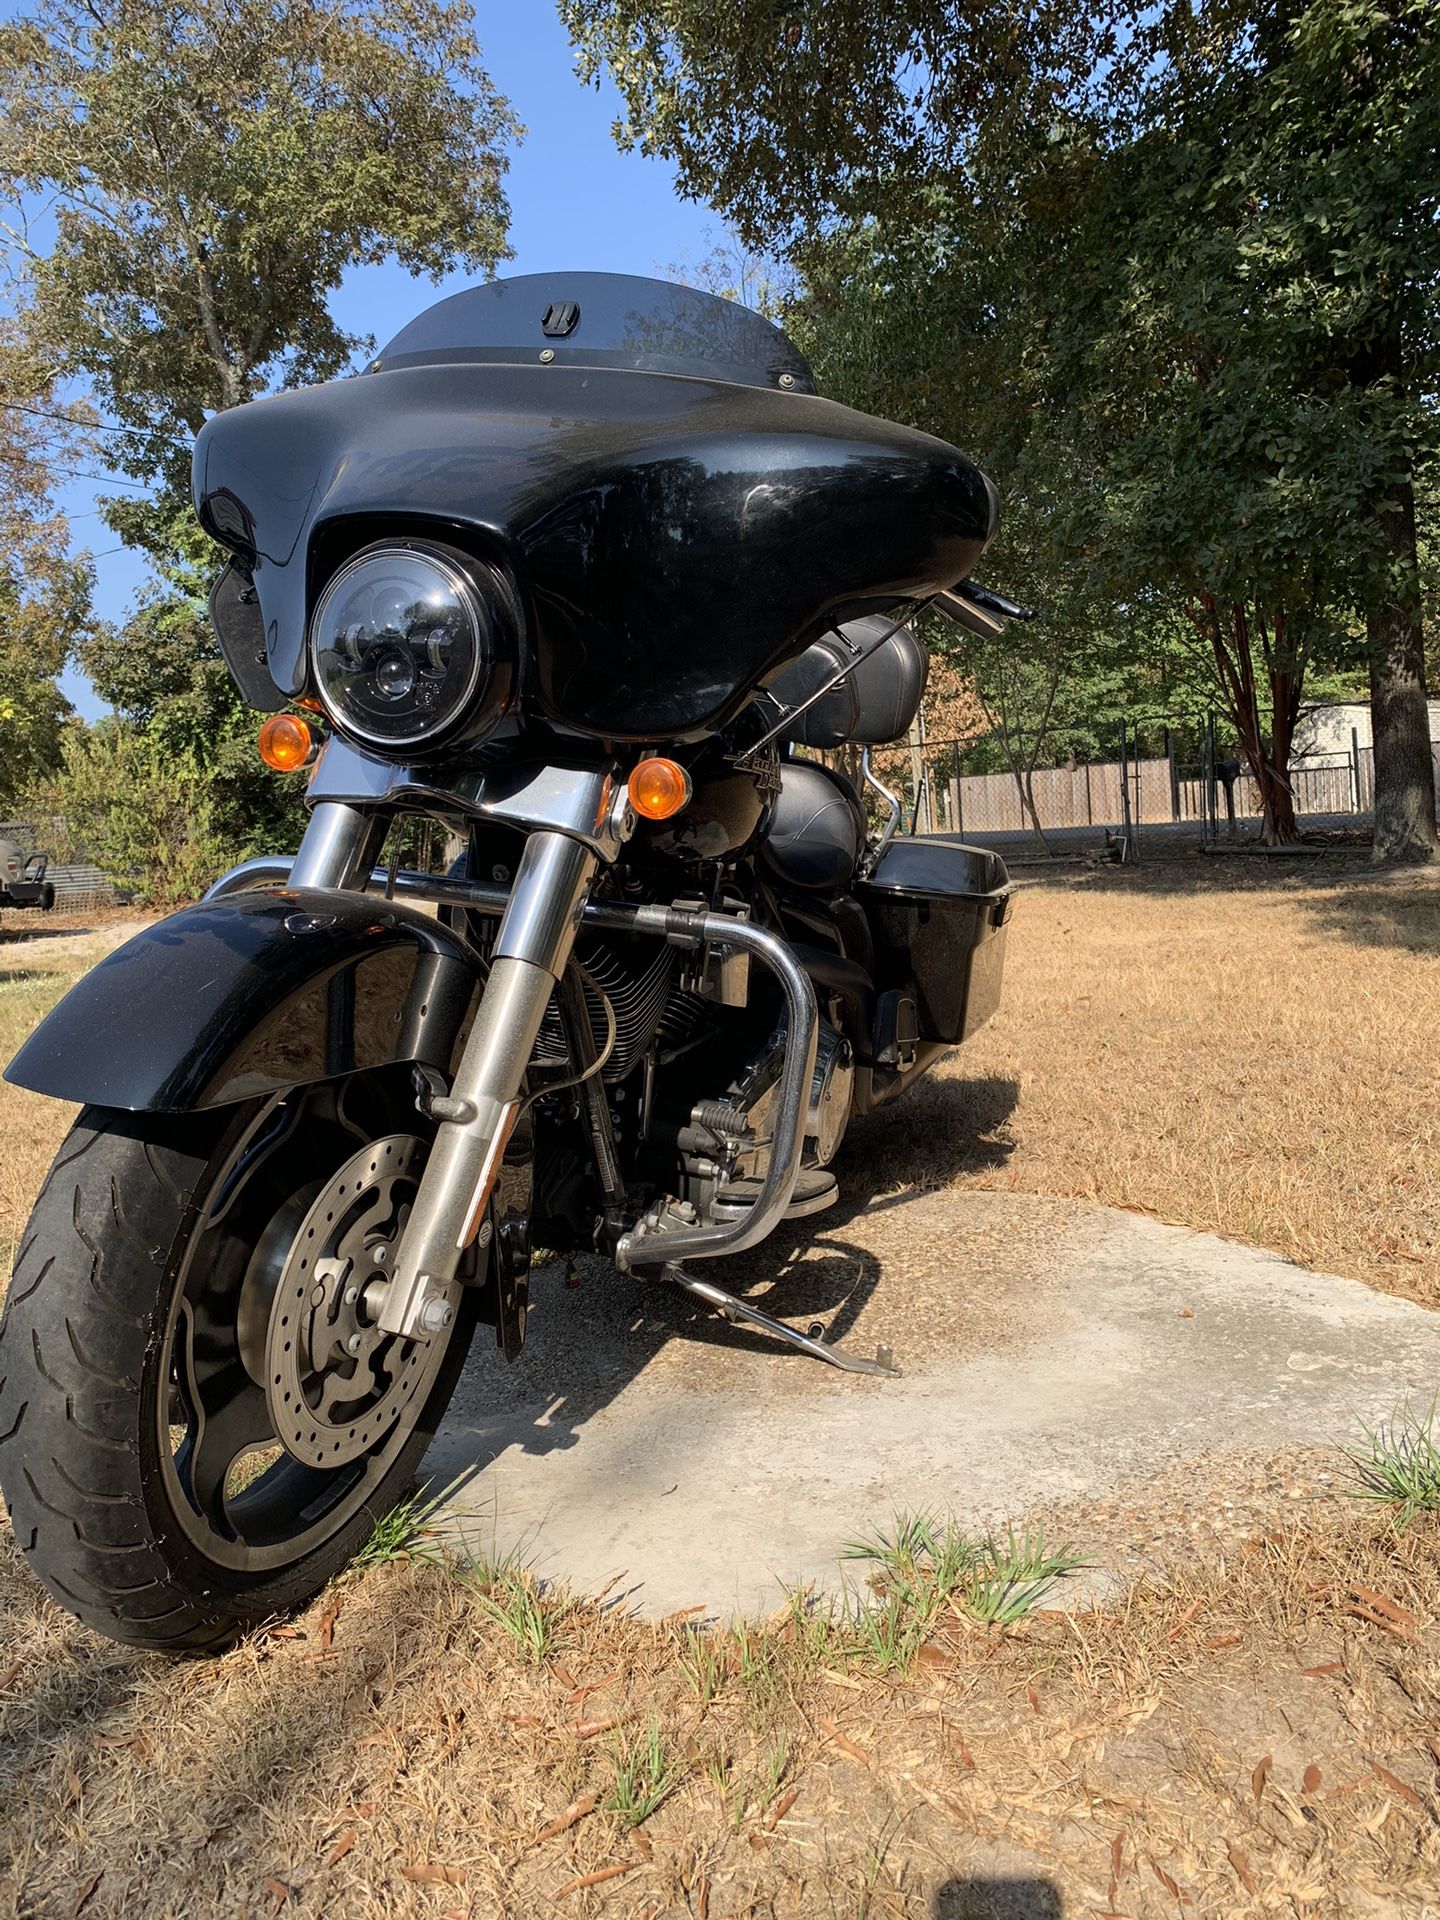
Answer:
xmin=3 ymin=888 xmax=480 ymax=1113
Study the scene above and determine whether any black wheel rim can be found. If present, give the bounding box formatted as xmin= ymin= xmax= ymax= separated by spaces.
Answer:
xmin=156 ymin=1076 xmax=453 ymax=1575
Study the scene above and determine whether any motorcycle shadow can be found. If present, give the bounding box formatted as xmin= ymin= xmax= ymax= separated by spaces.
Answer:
xmin=435 ymin=1074 xmax=1019 ymax=1472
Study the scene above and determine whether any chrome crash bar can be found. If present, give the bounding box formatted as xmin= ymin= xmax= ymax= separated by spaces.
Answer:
xmin=203 ymin=856 xmax=820 ymax=1274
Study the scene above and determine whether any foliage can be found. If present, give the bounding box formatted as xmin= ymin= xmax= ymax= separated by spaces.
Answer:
xmin=0 ymin=0 xmax=517 ymax=505
xmin=0 ymin=335 xmax=88 ymax=809
xmin=569 ymin=0 xmax=1440 ymax=857
xmin=0 ymin=0 xmax=520 ymax=884
xmin=33 ymin=723 xmax=227 ymax=906
xmin=561 ymin=0 xmax=1126 ymax=249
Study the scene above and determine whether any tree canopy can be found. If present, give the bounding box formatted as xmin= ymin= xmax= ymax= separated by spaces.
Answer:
xmin=0 ymin=0 xmax=519 ymax=884
xmin=568 ymin=0 xmax=1440 ymax=857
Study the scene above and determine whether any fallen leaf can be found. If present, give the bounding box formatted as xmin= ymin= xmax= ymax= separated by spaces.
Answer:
xmin=765 ymin=1786 xmax=801 ymax=1830
xmin=400 ymin=1863 xmax=466 ymax=1888
xmin=1252 ymin=1755 xmax=1273 ymax=1805
xmin=1224 ymin=1840 xmax=1257 ymax=1895
xmin=565 ymin=1670 xmax=618 ymax=1706
xmin=324 ymin=1827 xmax=357 ymax=1868
xmin=552 ymin=1860 xmax=640 ymax=1899
xmin=0 ymin=1658 xmax=20 ymax=1690
xmin=748 ymin=1831 xmax=770 ymax=1851
xmin=1176 ymin=1306 xmax=1195 ymax=1319
xmin=262 ymin=1878 xmax=289 ymax=1910
xmin=62 ymin=1770 xmax=83 ymax=1807
xmin=1205 ymin=1632 xmax=1243 ymax=1651
xmin=569 ymin=1714 xmax=626 ymax=1739
xmin=1150 ymin=1858 xmax=1185 ymax=1901
xmin=1025 ymin=1683 xmax=1041 ymax=1714
xmin=916 ymin=1643 xmax=955 ymax=1672
xmin=1301 ymin=1662 xmax=1345 ymax=1678
xmin=1425 ymin=1735 xmax=1440 ymax=1769
xmin=503 ymin=1712 xmax=543 ymax=1729
xmin=819 ymin=1717 xmax=873 ymax=1768
xmin=531 ymin=1792 xmax=597 ymax=1846
xmin=267 ymin=1625 xmax=304 ymax=1640
xmin=1346 ymin=1601 xmax=1415 ymax=1640
xmin=954 ymin=1736 xmax=976 ymax=1771
xmin=1371 ymin=1764 xmax=1423 ymax=1811
xmin=551 ymin=1663 xmax=578 ymax=1690
xmin=71 ymin=1872 xmax=101 ymax=1918
xmin=630 ymin=1830 xmax=653 ymax=1859
xmin=1165 ymin=1604 xmax=1201 ymax=1641
xmin=1302 ymin=1764 xmax=1323 ymax=1794
xmin=317 ymin=1596 xmax=342 ymax=1651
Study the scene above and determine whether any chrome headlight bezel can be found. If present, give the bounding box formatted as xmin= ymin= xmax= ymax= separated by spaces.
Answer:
xmin=308 ymin=539 xmax=515 ymax=754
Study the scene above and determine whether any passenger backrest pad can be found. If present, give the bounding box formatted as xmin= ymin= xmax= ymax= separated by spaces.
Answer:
xmin=768 ymin=615 xmax=928 ymax=749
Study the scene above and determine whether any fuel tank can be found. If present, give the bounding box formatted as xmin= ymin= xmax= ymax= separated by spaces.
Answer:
xmin=194 ymin=273 xmax=998 ymax=743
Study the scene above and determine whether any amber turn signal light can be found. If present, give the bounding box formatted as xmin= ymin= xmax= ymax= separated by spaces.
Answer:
xmin=627 ymin=756 xmax=692 ymax=821
xmin=258 ymin=712 xmax=316 ymax=772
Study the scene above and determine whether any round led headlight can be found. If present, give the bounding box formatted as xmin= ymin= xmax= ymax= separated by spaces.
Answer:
xmin=309 ymin=541 xmax=514 ymax=752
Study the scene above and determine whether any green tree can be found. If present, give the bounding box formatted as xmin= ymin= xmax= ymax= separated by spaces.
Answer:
xmin=566 ymin=0 xmax=1439 ymax=861
xmin=0 ymin=336 xmax=86 ymax=811
xmin=0 ymin=0 xmax=519 ymax=882
xmin=1 ymin=0 xmax=517 ymax=514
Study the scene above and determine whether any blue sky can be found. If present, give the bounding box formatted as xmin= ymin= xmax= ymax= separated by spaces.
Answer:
xmin=22 ymin=7 xmax=724 ymax=719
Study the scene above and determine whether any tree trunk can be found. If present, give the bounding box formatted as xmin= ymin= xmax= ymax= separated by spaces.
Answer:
xmin=1203 ymin=600 xmax=1302 ymax=846
xmin=1367 ymin=480 xmax=1436 ymax=864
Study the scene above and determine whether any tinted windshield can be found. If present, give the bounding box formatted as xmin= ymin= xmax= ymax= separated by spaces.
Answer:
xmin=370 ymin=271 xmax=816 ymax=394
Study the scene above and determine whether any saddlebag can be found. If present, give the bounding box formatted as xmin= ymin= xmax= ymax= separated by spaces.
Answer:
xmin=858 ymin=838 xmax=1012 ymax=1052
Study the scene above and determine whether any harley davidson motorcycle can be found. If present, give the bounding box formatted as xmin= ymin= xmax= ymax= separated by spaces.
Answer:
xmin=0 ymin=274 xmax=1025 ymax=1651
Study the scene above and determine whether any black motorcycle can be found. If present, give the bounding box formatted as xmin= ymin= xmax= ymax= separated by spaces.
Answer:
xmin=0 ymin=273 xmax=1023 ymax=1651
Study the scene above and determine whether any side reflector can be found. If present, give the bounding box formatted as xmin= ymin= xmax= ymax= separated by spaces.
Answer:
xmin=627 ymin=756 xmax=692 ymax=821
xmin=258 ymin=713 xmax=315 ymax=772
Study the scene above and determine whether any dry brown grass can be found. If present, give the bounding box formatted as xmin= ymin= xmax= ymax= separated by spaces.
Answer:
xmin=853 ymin=855 xmax=1440 ymax=1308
xmin=2 ymin=869 xmax=1439 ymax=1917
xmin=2 ymin=1505 xmax=1437 ymax=1917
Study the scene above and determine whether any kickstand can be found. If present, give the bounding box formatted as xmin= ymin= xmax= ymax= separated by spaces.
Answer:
xmin=656 ymin=1263 xmax=900 ymax=1378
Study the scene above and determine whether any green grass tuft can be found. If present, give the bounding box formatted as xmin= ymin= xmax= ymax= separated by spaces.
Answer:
xmin=1343 ymin=1398 xmax=1440 ymax=1528
xmin=460 ymin=1549 xmax=575 ymax=1665
xmin=603 ymin=1718 xmax=685 ymax=1828
xmin=351 ymin=1476 xmax=459 ymax=1571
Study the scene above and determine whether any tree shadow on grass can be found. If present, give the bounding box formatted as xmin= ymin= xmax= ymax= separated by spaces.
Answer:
xmin=1294 ymin=871 xmax=1440 ymax=954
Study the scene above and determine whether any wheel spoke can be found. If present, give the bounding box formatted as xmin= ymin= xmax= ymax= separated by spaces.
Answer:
xmin=172 ymin=1300 xmax=278 ymax=1530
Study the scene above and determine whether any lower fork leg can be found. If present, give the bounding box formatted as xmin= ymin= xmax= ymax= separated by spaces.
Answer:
xmin=654 ymin=1263 xmax=900 ymax=1378
xmin=377 ymin=829 xmax=597 ymax=1339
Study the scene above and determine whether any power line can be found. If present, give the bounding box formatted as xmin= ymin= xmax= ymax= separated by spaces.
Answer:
xmin=0 ymin=398 xmax=188 ymax=447
xmin=43 ymin=466 xmax=151 ymax=490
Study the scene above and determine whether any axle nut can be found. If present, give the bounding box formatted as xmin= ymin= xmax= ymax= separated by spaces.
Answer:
xmin=419 ymin=1298 xmax=454 ymax=1334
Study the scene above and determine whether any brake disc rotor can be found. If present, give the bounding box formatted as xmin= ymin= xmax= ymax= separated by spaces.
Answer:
xmin=264 ymin=1133 xmax=457 ymax=1470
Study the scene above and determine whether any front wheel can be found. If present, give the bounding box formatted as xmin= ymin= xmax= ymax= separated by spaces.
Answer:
xmin=0 ymin=1076 xmax=475 ymax=1652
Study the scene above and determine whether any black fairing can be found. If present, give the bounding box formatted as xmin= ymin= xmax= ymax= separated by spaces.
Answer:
xmin=192 ymin=272 xmax=997 ymax=743
xmin=3 ymin=891 xmax=477 ymax=1112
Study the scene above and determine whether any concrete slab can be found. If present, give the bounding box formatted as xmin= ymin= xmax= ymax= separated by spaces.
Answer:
xmin=424 ymin=1189 xmax=1440 ymax=1617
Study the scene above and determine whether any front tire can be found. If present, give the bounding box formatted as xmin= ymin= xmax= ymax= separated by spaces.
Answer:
xmin=0 ymin=1088 xmax=475 ymax=1652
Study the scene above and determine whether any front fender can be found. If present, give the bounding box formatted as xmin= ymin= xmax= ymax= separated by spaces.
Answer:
xmin=4 ymin=889 xmax=479 ymax=1112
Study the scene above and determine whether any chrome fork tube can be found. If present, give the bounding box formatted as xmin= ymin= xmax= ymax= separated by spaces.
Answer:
xmin=289 ymin=801 xmax=390 ymax=891
xmin=375 ymin=829 xmax=598 ymax=1339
